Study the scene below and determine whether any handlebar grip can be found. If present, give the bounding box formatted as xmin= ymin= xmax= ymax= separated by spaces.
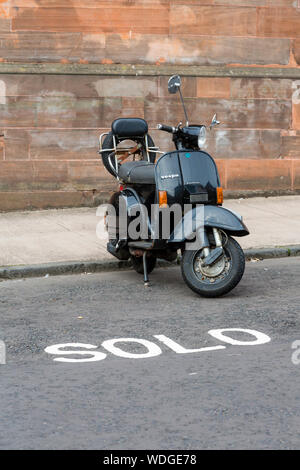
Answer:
xmin=157 ymin=124 xmax=174 ymax=133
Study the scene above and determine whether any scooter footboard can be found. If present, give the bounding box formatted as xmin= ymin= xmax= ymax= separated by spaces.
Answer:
xmin=169 ymin=205 xmax=249 ymax=243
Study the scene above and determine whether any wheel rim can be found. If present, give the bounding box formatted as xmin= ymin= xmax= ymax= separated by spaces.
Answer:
xmin=193 ymin=246 xmax=232 ymax=285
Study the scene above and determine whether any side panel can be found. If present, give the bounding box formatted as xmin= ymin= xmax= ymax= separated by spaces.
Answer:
xmin=107 ymin=188 xmax=143 ymax=241
xmin=120 ymin=188 xmax=153 ymax=241
xmin=121 ymin=187 xmax=144 ymax=216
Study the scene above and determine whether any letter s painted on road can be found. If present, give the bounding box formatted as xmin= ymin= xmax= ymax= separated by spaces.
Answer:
xmin=44 ymin=343 xmax=107 ymax=363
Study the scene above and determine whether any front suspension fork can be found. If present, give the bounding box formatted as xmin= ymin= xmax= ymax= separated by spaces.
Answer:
xmin=201 ymin=228 xmax=223 ymax=266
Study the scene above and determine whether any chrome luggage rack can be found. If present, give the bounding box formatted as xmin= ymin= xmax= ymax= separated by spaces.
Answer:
xmin=99 ymin=132 xmax=163 ymax=179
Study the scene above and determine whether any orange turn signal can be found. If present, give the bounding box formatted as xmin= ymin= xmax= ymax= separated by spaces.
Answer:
xmin=216 ymin=187 xmax=223 ymax=205
xmin=159 ymin=190 xmax=168 ymax=208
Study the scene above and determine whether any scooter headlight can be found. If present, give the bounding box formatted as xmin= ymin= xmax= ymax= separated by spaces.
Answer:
xmin=198 ymin=126 xmax=207 ymax=147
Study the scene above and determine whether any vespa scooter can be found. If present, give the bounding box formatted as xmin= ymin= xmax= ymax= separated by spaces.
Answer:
xmin=99 ymin=75 xmax=249 ymax=297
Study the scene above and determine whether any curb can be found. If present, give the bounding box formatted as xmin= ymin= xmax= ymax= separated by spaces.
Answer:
xmin=0 ymin=245 xmax=299 ymax=280
xmin=243 ymin=245 xmax=300 ymax=260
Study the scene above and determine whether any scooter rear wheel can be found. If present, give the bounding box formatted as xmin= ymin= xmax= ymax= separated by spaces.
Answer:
xmin=131 ymin=255 xmax=157 ymax=275
xmin=181 ymin=236 xmax=245 ymax=298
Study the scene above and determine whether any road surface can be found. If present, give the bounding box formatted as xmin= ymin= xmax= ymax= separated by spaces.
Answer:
xmin=0 ymin=257 xmax=299 ymax=450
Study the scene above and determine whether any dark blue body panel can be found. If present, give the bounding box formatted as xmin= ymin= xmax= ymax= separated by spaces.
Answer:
xmin=155 ymin=150 xmax=220 ymax=206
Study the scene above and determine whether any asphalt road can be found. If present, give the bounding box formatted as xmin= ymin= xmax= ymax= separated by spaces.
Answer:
xmin=0 ymin=257 xmax=299 ymax=450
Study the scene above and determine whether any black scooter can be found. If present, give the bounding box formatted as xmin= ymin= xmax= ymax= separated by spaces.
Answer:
xmin=99 ymin=75 xmax=249 ymax=297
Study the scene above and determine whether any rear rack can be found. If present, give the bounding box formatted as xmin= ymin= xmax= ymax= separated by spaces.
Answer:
xmin=99 ymin=132 xmax=162 ymax=179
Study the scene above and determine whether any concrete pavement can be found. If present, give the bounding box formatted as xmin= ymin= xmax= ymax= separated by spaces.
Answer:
xmin=0 ymin=195 xmax=299 ymax=269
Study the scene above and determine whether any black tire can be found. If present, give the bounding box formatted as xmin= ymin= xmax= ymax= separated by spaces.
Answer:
xmin=101 ymin=132 xmax=156 ymax=177
xmin=131 ymin=255 xmax=157 ymax=275
xmin=181 ymin=236 xmax=245 ymax=298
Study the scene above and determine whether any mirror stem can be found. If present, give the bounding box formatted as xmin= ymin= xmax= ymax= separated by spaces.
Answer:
xmin=178 ymin=87 xmax=189 ymax=127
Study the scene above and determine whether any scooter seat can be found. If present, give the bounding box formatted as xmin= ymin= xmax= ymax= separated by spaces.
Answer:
xmin=118 ymin=161 xmax=155 ymax=185
xmin=112 ymin=118 xmax=148 ymax=138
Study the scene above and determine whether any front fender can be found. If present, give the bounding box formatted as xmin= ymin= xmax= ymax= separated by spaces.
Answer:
xmin=169 ymin=205 xmax=249 ymax=242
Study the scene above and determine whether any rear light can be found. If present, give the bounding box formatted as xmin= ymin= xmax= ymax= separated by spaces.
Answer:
xmin=216 ymin=187 xmax=223 ymax=205
xmin=159 ymin=190 xmax=168 ymax=208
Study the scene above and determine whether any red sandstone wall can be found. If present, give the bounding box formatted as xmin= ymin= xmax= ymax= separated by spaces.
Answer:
xmin=2 ymin=1 xmax=299 ymax=66
xmin=0 ymin=1 xmax=300 ymax=209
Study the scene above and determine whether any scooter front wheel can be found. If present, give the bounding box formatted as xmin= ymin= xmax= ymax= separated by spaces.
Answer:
xmin=181 ymin=236 xmax=245 ymax=298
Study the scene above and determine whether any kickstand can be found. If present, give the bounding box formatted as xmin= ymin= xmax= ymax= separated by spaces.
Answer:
xmin=143 ymin=252 xmax=149 ymax=287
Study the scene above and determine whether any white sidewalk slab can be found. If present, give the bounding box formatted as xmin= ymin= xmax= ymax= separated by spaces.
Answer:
xmin=0 ymin=196 xmax=299 ymax=266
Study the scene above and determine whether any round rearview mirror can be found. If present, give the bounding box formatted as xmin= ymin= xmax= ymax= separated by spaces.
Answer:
xmin=168 ymin=75 xmax=181 ymax=94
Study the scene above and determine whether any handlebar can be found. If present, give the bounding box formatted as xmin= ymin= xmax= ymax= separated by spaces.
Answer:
xmin=157 ymin=124 xmax=175 ymax=133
